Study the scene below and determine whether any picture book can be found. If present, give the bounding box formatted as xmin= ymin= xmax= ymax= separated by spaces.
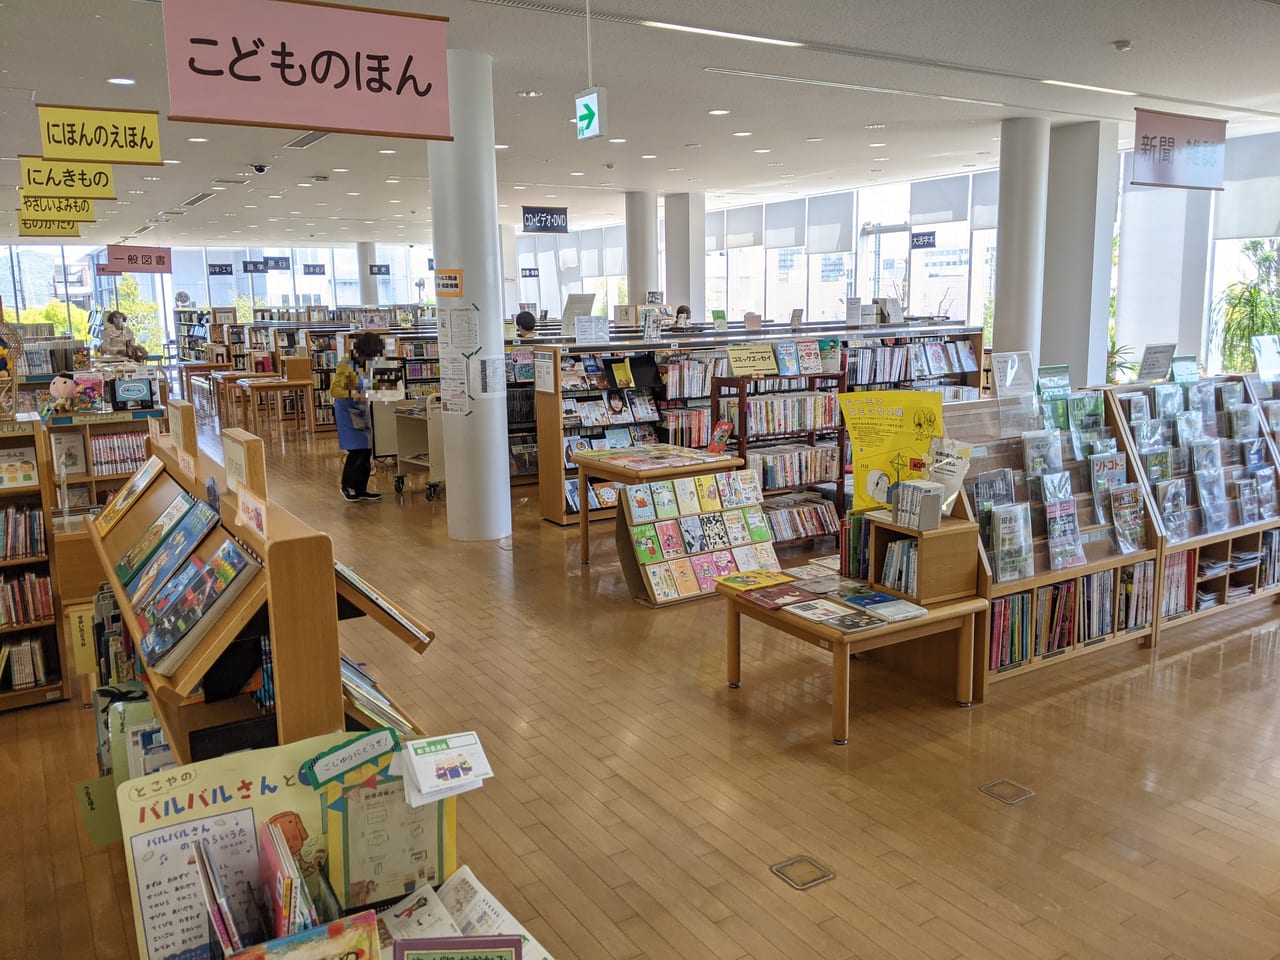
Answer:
xmin=678 ymin=516 xmax=709 ymax=553
xmin=706 ymin=420 xmax=735 ymax=455
xmin=630 ymin=523 xmax=663 ymax=564
xmin=114 ymin=493 xmax=195 ymax=584
xmin=1157 ymin=478 xmax=1189 ymax=542
xmin=819 ymin=338 xmax=843 ymax=373
xmin=774 ymin=340 xmax=801 ymax=376
xmin=1110 ymin=483 xmax=1148 ymax=553
xmin=125 ymin=499 xmax=219 ymax=610
xmin=610 ymin=358 xmax=636 ymax=389
xmin=563 ymin=436 xmax=591 ymax=468
xmin=694 ymin=474 xmax=722 ymax=511
xmin=797 ymin=339 xmax=823 ymax=374
xmin=700 ymin=513 xmax=732 ymax=550
xmin=654 ymin=519 xmax=687 ymax=559
xmin=1089 ymin=452 xmax=1128 ymax=525
xmin=721 ymin=509 xmax=754 ymax=546
xmin=1045 ymin=498 xmax=1087 ymax=570
xmin=753 ymin=542 xmax=782 ymax=571
xmin=992 ymin=502 xmax=1035 ymax=582
xmin=711 ymin=550 xmax=738 ymax=577
xmin=731 ymin=544 xmax=761 ymax=573
xmin=234 ymin=910 xmax=379 ymax=960
xmin=626 ymin=389 xmax=660 ymax=423
xmin=782 ymin=597 xmax=850 ymax=622
xmin=741 ymin=583 xmax=820 ymax=608
xmin=843 ymin=592 xmax=929 ymax=622
xmin=715 ymin=569 xmax=793 ymax=592
xmin=94 ymin=456 xmax=165 ymax=537
xmin=1196 ymin=468 xmax=1230 ymax=533
xmin=624 ymin=483 xmax=657 ymax=523
xmin=137 ymin=539 xmax=261 ymax=676
xmin=603 ymin=389 xmax=635 ymax=424
xmin=716 ymin=471 xmax=744 ymax=508
xmin=689 ymin=553 xmax=718 ymax=592
xmin=668 ymin=558 xmax=703 ymax=597
xmin=956 ymin=339 xmax=980 ymax=373
xmin=604 ymin=427 xmax=632 ymax=449
xmin=1022 ymin=429 xmax=1063 ymax=476
xmin=826 ymin=609 xmax=886 ymax=633
xmin=51 ymin=431 xmax=87 ymax=475
xmin=649 ymin=480 xmax=680 ymax=519
xmin=736 ymin=470 xmax=764 ymax=504
xmin=743 ymin=504 xmax=773 ymax=542
xmin=592 ymin=482 xmax=619 ymax=509
xmin=672 ymin=477 xmax=702 ymax=515
xmin=630 ymin=423 xmax=659 ymax=444
xmin=924 ymin=341 xmax=950 ymax=376
xmin=393 ymin=937 xmax=523 ymax=960
xmin=645 ymin=562 xmax=681 ymax=601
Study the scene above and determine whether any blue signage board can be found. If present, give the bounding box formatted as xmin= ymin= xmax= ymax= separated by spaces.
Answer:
xmin=303 ymin=264 xmax=326 ymax=276
xmin=522 ymin=206 xmax=569 ymax=234
xmin=208 ymin=263 xmax=234 ymax=276
xmin=242 ymin=260 xmax=267 ymax=274
xmin=521 ymin=267 xmax=540 ymax=278
xmin=369 ymin=264 xmax=391 ymax=276
xmin=264 ymin=256 xmax=291 ymax=271
xmin=910 ymin=231 xmax=937 ymax=250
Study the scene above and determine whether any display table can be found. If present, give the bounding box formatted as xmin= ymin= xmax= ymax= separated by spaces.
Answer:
xmin=716 ymin=584 xmax=987 ymax=744
xmin=235 ymin=377 xmax=314 ymax=435
xmin=570 ymin=445 xmax=744 ymax=564
xmin=178 ymin=360 xmax=231 ymax=399
xmin=212 ymin=369 xmax=273 ymax=421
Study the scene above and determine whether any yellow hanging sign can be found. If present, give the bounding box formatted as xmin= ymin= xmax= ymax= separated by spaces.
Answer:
xmin=17 ymin=194 xmax=96 ymax=222
xmin=19 ymin=217 xmax=81 ymax=238
xmin=839 ymin=390 xmax=943 ymax=512
xmin=19 ymin=155 xmax=116 ymax=199
xmin=726 ymin=343 xmax=780 ymax=377
xmin=37 ymin=104 xmax=162 ymax=165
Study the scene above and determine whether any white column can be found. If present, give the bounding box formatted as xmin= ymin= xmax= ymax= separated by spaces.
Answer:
xmin=1115 ymin=151 xmax=1213 ymax=363
xmin=498 ymin=223 xmax=518 ymax=320
xmin=427 ymin=49 xmax=513 ymax=542
xmin=993 ymin=117 xmax=1051 ymax=364
xmin=1040 ymin=121 xmax=1120 ymax=386
xmin=663 ymin=192 xmax=705 ymax=317
xmin=356 ymin=241 xmax=379 ymax=305
xmin=625 ymin=190 xmax=658 ymax=303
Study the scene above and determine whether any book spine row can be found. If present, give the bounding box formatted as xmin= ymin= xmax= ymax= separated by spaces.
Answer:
xmin=1161 ymin=550 xmax=1194 ymax=618
xmin=1081 ymin=571 xmax=1115 ymax=642
xmin=1034 ymin=581 xmax=1076 ymax=656
xmin=1263 ymin=530 xmax=1280 ymax=589
xmin=400 ymin=342 xmax=439 ymax=359
xmin=991 ymin=592 xmax=1032 ymax=671
xmin=659 ymin=406 xmax=712 ymax=448
xmin=849 ymin=345 xmax=910 ymax=385
xmin=762 ymin=497 xmax=840 ymax=542
xmin=1 ymin=635 xmax=49 ymax=690
xmin=662 ymin=358 xmax=723 ymax=399
xmin=90 ymin=431 xmax=148 ymax=475
xmin=0 ymin=572 xmax=54 ymax=627
xmin=880 ymin=539 xmax=918 ymax=596
xmin=745 ymin=442 xmax=840 ymax=492
xmin=727 ymin=391 xmax=840 ymax=437
xmin=1118 ymin=560 xmax=1156 ymax=631
xmin=0 ymin=505 xmax=45 ymax=560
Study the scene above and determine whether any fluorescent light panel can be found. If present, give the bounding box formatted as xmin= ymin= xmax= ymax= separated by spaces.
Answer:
xmin=1041 ymin=79 xmax=1137 ymax=96
xmin=641 ymin=20 xmax=802 ymax=47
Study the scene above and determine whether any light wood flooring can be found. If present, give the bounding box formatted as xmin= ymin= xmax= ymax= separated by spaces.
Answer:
xmin=10 ymin=412 xmax=1280 ymax=959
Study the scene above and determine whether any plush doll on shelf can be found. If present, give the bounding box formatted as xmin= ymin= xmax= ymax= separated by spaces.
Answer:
xmin=48 ymin=372 xmax=79 ymax=414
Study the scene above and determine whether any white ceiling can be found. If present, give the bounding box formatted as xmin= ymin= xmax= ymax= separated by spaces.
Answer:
xmin=3 ymin=0 xmax=1280 ymax=249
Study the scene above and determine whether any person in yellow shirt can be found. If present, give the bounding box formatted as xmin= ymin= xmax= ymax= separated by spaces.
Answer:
xmin=331 ymin=331 xmax=385 ymax=502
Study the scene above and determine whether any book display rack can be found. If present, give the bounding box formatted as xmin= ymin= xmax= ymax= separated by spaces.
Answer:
xmin=0 ymin=415 xmax=68 ymax=713
xmin=46 ymin=408 xmax=168 ymax=509
xmin=945 ymin=393 xmax=1162 ymax=698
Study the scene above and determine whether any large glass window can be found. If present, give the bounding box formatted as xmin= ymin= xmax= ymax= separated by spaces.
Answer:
xmin=727 ymin=247 xmax=765 ymax=320
xmin=969 ymin=229 xmax=998 ymax=346
xmin=374 ymin=244 xmax=412 ymax=304
xmin=766 ymin=247 xmax=807 ymax=322
xmin=858 ymin=229 xmax=909 ymax=304
xmin=705 ymin=251 xmax=727 ymax=321
xmin=808 ymin=252 xmax=855 ymax=323
xmin=291 ymin=247 xmax=335 ymax=306
xmin=333 ymin=247 xmax=360 ymax=305
xmin=909 ymin=220 xmax=971 ymax=323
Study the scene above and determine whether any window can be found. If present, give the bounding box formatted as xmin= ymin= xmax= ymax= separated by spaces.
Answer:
xmin=727 ymin=247 xmax=765 ymax=319
xmin=858 ymin=230 xmax=908 ymax=303
xmin=332 ymin=247 xmax=360 ymax=305
xmin=808 ymin=252 xmax=854 ymax=323
xmin=909 ymin=220 xmax=971 ymax=322
xmin=969 ymin=229 xmax=998 ymax=346
xmin=766 ymin=247 xmax=807 ymax=322
xmin=705 ymin=251 xmax=728 ymax=320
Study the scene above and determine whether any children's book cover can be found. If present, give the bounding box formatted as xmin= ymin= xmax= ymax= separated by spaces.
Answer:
xmin=94 ymin=456 xmax=165 ymax=538
xmin=125 ymin=499 xmax=219 ymax=611
xmin=678 ymin=516 xmax=709 ymax=554
xmin=715 ymin=471 xmax=743 ymax=508
xmin=735 ymin=470 xmax=764 ymax=505
xmin=742 ymin=583 xmax=819 ymax=608
xmin=689 ymin=553 xmax=718 ymax=592
xmin=797 ymin=340 xmax=823 ymax=375
xmin=630 ymin=523 xmax=663 ymax=564
xmin=731 ymin=545 xmax=760 ymax=573
xmin=774 ymin=340 xmax=801 ymax=376
xmin=645 ymin=562 xmax=679 ymax=602
xmin=721 ymin=509 xmax=754 ymax=546
xmin=711 ymin=550 xmax=738 ymax=577
xmin=668 ymin=557 xmax=702 ymax=597
xmin=700 ymin=513 xmax=732 ymax=550
xmin=742 ymin=504 xmax=773 ymax=542
xmin=624 ymin=483 xmax=656 ymax=523
xmin=672 ymin=477 xmax=701 ymax=515
xmin=694 ymin=474 xmax=722 ymax=511
xmin=654 ymin=519 xmax=687 ymax=559
xmin=753 ymin=542 xmax=782 ymax=571
xmin=649 ymin=480 xmax=680 ymax=519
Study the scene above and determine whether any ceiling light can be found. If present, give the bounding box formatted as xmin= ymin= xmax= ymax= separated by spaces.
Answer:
xmin=962 ymin=163 xmax=977 ymax=168
xmin=641 ymin=20 xmax=803 ymax=47
xmin=332 ymin=167 xmax=350 ymax=173
xmin=767 ymin=162 xmax=784 ymax=167
xmin=865 ymin=123 xmax=887 ymax=129
xmin=388 ymin=199 xmax=401 ymax=203
xmin=296 ymin=182 xmax=313 ymax=187
xmin=516 ymin=90 xmax=543 ymax=98
xmin=608 ymin=137 xmax=627 ymax=143
xmin=210 ymin=185 xmax=227 ymax=191
xmin=512 ymin=185 xmax=527 ymax=190
xmin=127 ymin=190 xmax=145 ymax=195
xmin=805 ymin=137 xmax=824 ymax=142
xmin=347 ymin=191 xmax=360 ymax=196
xmin=872 ymin=156 xmax=889 ymax=161
xmin=667 ymin=167 xmax=683 ymax=172
xmin=977 ymin=151 xmax=991 ymax=156
xmin=685 ymin=143 xmax=702 ymax=148
xmin=163 ymin=159 xmax=181 ymax=165
xmin=379 ymin=149 xmax=397 ymax=154
xmin=869 ymin=168 xmax=883 ymax=173
xmin=992 ymin=137 xmax=1001 ymax=141
xmin=267 ymin=194 xmax=283 ymax=198
xmin=733 ymin=131 xmax=752 ymax=137
xmin=499 ymin=203 xmax=509 ymax=208
xmin=290 ymin=210 xmax=302 ymax=214
xmin=495 ymin=144 xmax=509 ymax=149
xmin=385 ymin=178 xmax=400 ymax=184
xmin=688 ymin=178 xmax=703 ymax=182
xmin=753 ymin=148 xmax=771 ymax=154
xmin=779 ymin=173 xmax=795 ymax=178
xmin=187 ymin=137 xmax=208 ymax=143
xmin=1042 ymin=79 xmax=1137 ymax=96
xmin=107 ymin=77 xmax=135 ymax=86
xmin=708 ymin=109 xmax=730 ymax=116
xmin=544 ymin=194 xmax=557 ymax=198
xmin=868 ymin=142 xmax=887 ymax=147
xmin=569 ymin=171 xmax=585 ymax=176
xmin=244 ymin=204 xmax=257 ymax=209
xmin=142 ymin=176 xmax=160 ymax=181
xmin=641 ymin=154 xmax=657 ymax=159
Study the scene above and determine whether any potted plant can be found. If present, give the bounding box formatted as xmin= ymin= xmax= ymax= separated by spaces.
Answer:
xmin=1213 ymin=239 xmax=1280 ymax=373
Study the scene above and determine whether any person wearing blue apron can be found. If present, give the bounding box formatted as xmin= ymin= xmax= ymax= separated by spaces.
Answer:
xmin=332 ymin=331 xmax=386 ymax=502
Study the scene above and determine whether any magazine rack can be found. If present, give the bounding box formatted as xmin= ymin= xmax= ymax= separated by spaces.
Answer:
xmin=945 ymin=393 xmax=1162 ymax=700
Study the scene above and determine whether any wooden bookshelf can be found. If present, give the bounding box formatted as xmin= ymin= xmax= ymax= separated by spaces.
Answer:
xmin=45 ymin=408 xmax=167 ymax=509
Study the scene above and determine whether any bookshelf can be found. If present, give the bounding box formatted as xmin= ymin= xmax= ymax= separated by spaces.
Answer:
xmin=945 ymin=393 xmax=1163 ymax=698
xmin=866 ymin=511 xmax=980 ymax=606
xmin=304 ymin=327 xmax=344 ymax=433
xmin=46 ymin=408 xmax=167 ymax=509
xmin=0 ymin=415 xmax=68 ymax=713
xmin=174 ymin=307 xmax=210 ymax=362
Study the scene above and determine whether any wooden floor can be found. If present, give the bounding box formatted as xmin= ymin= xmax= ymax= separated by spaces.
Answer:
xmin=10 ymin=410 xmax=1280 ymax=960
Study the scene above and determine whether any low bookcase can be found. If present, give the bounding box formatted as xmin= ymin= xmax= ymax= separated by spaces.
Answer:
xmin=866 ymin=512 xmax=979 ymax=606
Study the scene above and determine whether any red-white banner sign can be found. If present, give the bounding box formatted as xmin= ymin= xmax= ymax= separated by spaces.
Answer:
xmin=105 ymin=244 xmax=173 ymax=274
xmin=1131 ymin=108 xmax=1226 ymax=191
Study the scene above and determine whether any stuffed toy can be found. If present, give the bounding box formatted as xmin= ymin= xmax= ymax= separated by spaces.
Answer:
xmin=48 ymin=372 xmax=79 ymax=413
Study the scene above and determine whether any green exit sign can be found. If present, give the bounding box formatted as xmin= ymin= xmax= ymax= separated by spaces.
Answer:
xmin=576 ymin=86 xmax=607 ymax=141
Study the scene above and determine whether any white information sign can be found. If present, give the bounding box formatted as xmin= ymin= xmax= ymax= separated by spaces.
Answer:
xmin=1136 ymin=342 xmax=1177 ymax=382
xmin=574 ymin=315 xmax=610 ymax=345
xmin=1132 ymin=108 xmax=1226 ymax=192
xmin=439 ymin=307 xmax=479 ymax=354
xmin=477 ymin=356 xmax=505 ymax=396
xmin=533 ymin=351 xmax=556 ymax=393
xmin=991 ymin=351 xmax=1036 ymax=399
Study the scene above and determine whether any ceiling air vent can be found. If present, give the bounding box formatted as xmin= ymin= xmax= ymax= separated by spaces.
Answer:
xmin=284 ymin=130 xmax=330 ymax=149
xmin=134 ymin=224 xmax=155 ymax=235
xmin=162 ymin=210 xmax=188 ymax=216
xmin=183 ymin=192 xmax=216 ymax=206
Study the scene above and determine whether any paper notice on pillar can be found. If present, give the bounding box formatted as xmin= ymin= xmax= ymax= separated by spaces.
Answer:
xmin=440 ymin=356 xmax=470 ymax=414
xmin=475 ymin=356 xmax=506 ymax=397
xmin=439 ymin=307 xmax=480 ymax=354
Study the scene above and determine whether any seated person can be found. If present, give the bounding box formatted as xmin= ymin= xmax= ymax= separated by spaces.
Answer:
xmin=675 ymin=304 xmax=692 ymax=326
xmin=98 ymin=310 xmax=147 ymax=362
xmin=515 ymin=310 xmax=538 ymax=339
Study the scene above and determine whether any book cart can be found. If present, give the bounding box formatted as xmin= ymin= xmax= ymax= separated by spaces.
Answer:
xmin=0 ymin=414 xmax=69 ymax=712
xmin=944 ymin=394 xmax=1163 ymax=701
xmin=84 ymin=402 xmax=430 ymax=764
xmin=1110 ymin=373 xmax=1280 ymax=635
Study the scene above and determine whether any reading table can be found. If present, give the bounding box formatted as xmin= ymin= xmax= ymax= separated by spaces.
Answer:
xmin=716 ymin=584 xmax=987 ymax=744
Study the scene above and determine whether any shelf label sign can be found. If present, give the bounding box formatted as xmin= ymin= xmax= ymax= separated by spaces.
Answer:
xmin=19 ymin=217 xmax=80 ymax=237
xmin=106 ymin=244 xmax=172 ymax=274
xmin=1135 ymin=342 xmax=1177 ymax=382
xmin=575 ymin=85 xmax=606 ymax=140
xmin=368 ymin=264 xmax=391 ymax=276
xmin=19 ymin=156 xmax=116 ymax=198
xmin=18 ymin=195 xmax=95 ymax=221
xmin=1131 ymin=108 xmax=1226 ymax=191
xmin=991 ymin=351 xmax=1035 ymax=398
xmin=208 ymin=263 xmax=234 ymax=276
xmin=264 ymin=256 xmax=291 ymax=271
xmin=303 ymin=263 xmax=326 ymax=276
xmin=243 ymin=260 xmax=268 ymax=274
xmin=37 ymin=104 xmax=162 ymax=165
xmin=910 ymin=231 xmax=936 ymax=250
xmin=521 ymin=206 xmax=568 ymax=234
xmin=161 ymin=0 xmax=452 ymax=140
xmin=726 ymin=343 xmax=780 ymax=377
xmin=435 ymin=268 xmax=463 ymax=298
xmin=520 ymin=267 xmax=540 ymax=278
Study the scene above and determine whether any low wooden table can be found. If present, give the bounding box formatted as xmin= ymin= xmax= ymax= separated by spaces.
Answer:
xmin=716 ymin=584 xmax=987 ymax=745
xmin=570 ymin=445 xmax=744 ymax=564
xmin=236 ymin=377 xmax=314 ymax=435
xmin=178 ymin=361 xmax=231 ymax=399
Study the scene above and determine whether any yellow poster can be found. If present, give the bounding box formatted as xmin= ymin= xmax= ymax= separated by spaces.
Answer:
xmin=726 ymin=343 xmax=779 ymax=376
xmin=19 ymin=217 xmax=80 ymax=237
xmin=18 ymin=194 xmax=96 ymax=221
xmin=38 ymin=104 xmax=162 ymax=165
xmin=19 ymin=155 xmax=116 ymax=198
xmin=839 ymin=390 xmax=943 ymax=512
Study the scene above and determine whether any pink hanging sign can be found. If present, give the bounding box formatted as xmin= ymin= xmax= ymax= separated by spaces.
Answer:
xmin=105 ymin=244 xmax=173 ymax=274
xmin=162 ymin=0 xmax=451 ymax=141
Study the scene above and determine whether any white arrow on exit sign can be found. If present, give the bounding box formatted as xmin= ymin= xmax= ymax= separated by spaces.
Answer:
xmin=576 ymin=86 xmax=607 ymax=141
